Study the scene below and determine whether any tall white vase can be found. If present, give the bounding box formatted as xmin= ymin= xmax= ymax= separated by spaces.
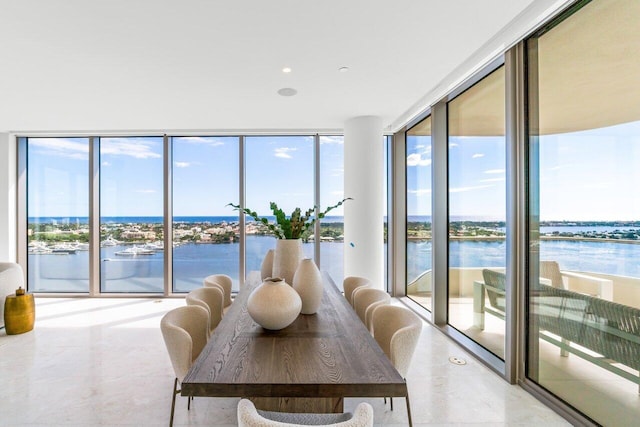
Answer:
xmin=247 ymin=277 xmax=301 ymax=330
xmin=272 ymin=239 xmax=303 ymax=285
xmin=292 ymin=258 xmax=324 ymax=315
xmin=260 ymin=249 xmax=275 ymax=280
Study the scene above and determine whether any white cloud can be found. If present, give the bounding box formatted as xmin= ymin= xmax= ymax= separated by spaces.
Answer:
xmin=101 ymin=138 xmax=161 ymax=159
xmin=174 ymin=161 xmax=190 ymax=168
xmin=480 ymin=177 xmax=505 ymax=183
xmin=102 ymin=161 xmax=111 ymax=166
xmin=176 ymin=136 xmax=225 ymax=147
xmin=407 ymin=153 xmax=432 ymax=167
xmin=135 ymin=189 xmax=157 ymax=194
xmin=408 ymin=189 xmax=432 ymax=195
xmin=472 ymin=153 xmax=485 ymax=159
xmin=274 ymin=147 xmax=298 ymax=159
xmin=450 ymin=184 xmax=494 ymax=193
xmin=449 ymin=143 xmax=459 ymax=148
xmin=582 ymin=182 xmax=610 ymax=190
xmin=331 ymin=190 xmax=345 ymax=196
xmin=28 ymin=138 xmax=89 ymax=159
xmin=547 ymin=164 xmax=571 ymax=171
xmin=319 ymin=136 xmax=343 ymax=145
xmin=484 ymin=169 xmax=505 ymax=175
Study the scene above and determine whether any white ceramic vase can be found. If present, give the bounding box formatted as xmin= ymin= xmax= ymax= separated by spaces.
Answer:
xmin=272 ymin=238 xmax=304 ymax=285
xmin=292 ymin=258 xmax=324 ymax=315
xmin=260 ymin=249 xmax=275 ymax=280
xmin=247 ymin=277 xmax=302 ymax=330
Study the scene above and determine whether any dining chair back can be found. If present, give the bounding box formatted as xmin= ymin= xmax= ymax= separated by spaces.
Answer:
xmin=352 ymin=288 xmax=391 ymax=332
xmin=372 ymin=304 xmax=422 ymax=427
xmin=343 ymin=276 xmax=372 ymax=306
xmin=160 ymin=305 xmax=209 ymax=426
xmin=186 ymin=286 xmax=224 ymax=336
xmin=237 ymin=398 xmax=374 ymax=427
xmin=204 ymin=274 xmax=233 ymax=307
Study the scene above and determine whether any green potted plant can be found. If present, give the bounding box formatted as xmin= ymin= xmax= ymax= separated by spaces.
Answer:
xmin=228 ymin=199 xmax=351 ymax=284
xmin=227 ymin=199 xmax=350 ymax=240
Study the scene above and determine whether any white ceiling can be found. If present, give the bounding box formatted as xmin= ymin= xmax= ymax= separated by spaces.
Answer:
xmin=0 ymin=0 xmax=569 ymax=134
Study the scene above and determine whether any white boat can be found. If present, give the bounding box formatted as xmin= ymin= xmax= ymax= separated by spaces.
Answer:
xmin=74 ymin=241 xmax=90 ymax=251
xmin=28 ymin=246 xmax=52 ymax=254
xmin=50 ymin=243 xmax=77 ymax=254
xmin=142 ymin=241 xmax=163 ymax=251
xmin=101 ymin=236 xmax=120 ymax=247
xmin=114 ymin=245 xmax=156 ymax=256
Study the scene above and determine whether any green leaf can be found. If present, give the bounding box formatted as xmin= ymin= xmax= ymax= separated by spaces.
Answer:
xmin=227 ymin=198 xmax=352 ymax=239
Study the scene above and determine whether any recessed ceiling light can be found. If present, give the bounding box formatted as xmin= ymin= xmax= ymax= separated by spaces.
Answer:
xmin=282 ymin=67 xmax=292 ymax=73
xmin=339 ymin=66 xmax=349 ymax=73
xmin=277 ymin=87 xmax=297 ymax=97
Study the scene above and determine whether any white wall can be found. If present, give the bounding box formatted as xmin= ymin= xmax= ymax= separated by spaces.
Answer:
xmin=0 ymin=133 xmax=17 ymax=261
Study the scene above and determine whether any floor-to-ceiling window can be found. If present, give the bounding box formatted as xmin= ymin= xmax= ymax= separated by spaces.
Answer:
xmin=406 ymin=117 xmax=432 ymax=310
xmin=26 ymin=137 xmax=90 ymax=292
xmin=172 ymin=136 xmax=240 ymax=292
xmin=100 ymin=136 xmax=165 ymax=293
xmin=527 ymin=0 xmax=640 ymax=424
xmin=448 ymin=66 xmax=506 ymax=358
xmin=244 ymin=136 xmax=315 ymax=276
xmin=319 ymin=135 xmax=345 ymax=285
xmin=22 ymin=133 xmax=349 ymax=294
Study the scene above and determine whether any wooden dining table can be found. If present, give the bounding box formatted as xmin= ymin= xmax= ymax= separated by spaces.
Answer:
xmin=181 ymin=271 xmax=408 ymax=415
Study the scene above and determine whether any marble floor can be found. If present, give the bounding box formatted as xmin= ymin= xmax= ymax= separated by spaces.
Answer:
xmin=0 ymin=297 xmax=571 ymax=426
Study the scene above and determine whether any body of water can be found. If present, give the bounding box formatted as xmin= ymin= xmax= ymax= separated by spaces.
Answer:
xmin=27 ymin=217 xmax=640 ymax=293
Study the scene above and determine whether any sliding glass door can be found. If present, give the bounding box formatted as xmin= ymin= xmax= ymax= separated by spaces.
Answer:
xmin=527 ymin=0 xmax=640 ymax=424
xmin=406 ymin=116 xmax=432 ymax=310
xmin=172 ymin=137 xmax=240 ymax=292
xmin=26 ymin=137 xmax=90 ymax=292
xmin=99 ymin=137 xmax=164 ymax=293
xmin=447 ymin=66 xmax=506 ymax=359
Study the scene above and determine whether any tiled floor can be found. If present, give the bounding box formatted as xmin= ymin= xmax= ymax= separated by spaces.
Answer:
xmin=0 ymin=297 xmax=570 ymax=426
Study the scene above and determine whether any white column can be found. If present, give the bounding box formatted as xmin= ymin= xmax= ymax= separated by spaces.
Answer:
xmin=344 ymin=116 xmax=384 ymax=288
xmin=0 ymin=133 xmax=17 ymax=261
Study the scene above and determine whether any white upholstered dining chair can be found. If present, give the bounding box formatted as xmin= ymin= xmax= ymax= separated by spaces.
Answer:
xmin=186 ymin=286 xmax=224 ymax=337
xmin=351 ymin=288 xmax=391 ymax=333
xmin=342 ymin=276 xmax=372 ymax=307
xmin=237 ymin=399 xmax=374 ymax=427
xmin=160 ymin=305 xmax=209 ymax=427
xmin=204 ymin=273 xmax=233 ymax=308
xmin=371 ymin=304 xmax=422 ymax=426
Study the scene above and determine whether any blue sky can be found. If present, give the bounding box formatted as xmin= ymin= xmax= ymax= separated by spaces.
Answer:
xmin=406 ymin=120 xmax=640 ymax=221
xmin=27 ymin=135 xmax=347 ymax=218
xmin=27 ymin=121 xmax=640 ymax=221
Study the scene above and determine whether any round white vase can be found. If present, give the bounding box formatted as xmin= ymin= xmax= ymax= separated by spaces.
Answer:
xmin=292 ymin=258 xmax=324 ymax=314
xmin=260 ymin=249 xmax=275 ymax=280
xmin=247 ymin=277 xmax=302 ymax=330
xmin=272 ymin=239 xmax=303 ymax=285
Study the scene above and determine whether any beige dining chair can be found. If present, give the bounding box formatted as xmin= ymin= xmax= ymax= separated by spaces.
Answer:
xmin=186 ymin=286 xmax=224 ymax=337
xmin=237 ymin=398 xmax=374 ymax=427
xmin=372 ymin=305 xmax=422 ymax=427
xmin=204 ymin=274 xmax=233 ymax=308
xmin=160 ymin=305 xmax=209 ymax=427
xmin=343 ymin=276 xmax=372 ymax=307
xmin=352 ymin=288 xmax=391 ymax=333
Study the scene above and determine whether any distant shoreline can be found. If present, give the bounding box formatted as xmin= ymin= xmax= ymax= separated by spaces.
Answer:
xmin=408 ymin=235 xmax=640 ymax=244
